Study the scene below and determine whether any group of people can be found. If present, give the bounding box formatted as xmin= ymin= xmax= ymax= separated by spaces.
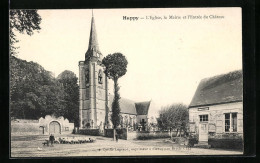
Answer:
xmin=44 ymin=134 xmax=96 ymax=146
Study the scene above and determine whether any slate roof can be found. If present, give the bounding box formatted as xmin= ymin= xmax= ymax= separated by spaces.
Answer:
xmin=135 ymin=101 xmax=151 ymax=115
xmin=189 ymin=70 xmax=243 ymax=108
xmin=109 ymin=95 xmax=137 ymax=115
xmin=85 ymin=15 xmax=103 ymax=61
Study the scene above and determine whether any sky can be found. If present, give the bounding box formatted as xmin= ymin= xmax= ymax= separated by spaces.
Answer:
xmin=14 ymin=8 xmax=242 ymax=116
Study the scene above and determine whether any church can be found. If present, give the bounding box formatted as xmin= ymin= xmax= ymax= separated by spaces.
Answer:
xmin=78 ymin=13 xmax=151 ymax=131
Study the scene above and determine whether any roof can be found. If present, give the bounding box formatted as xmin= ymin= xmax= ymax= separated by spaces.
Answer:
xmin=135 ymin=101 xmax=151 ymax=115
xmin=189 ymin=70 xmax=243 ymax=108
xmin=85 ymin=15 xmax=103 ymax=61
xmin=109 ymin=95 xmax=137 ymax=115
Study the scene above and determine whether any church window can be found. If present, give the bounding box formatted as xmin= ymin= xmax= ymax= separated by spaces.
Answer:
xmin=85 ymin=69 xmax=89 ymax=83
xmin=98 ymin=69 xmax=103 ymax=84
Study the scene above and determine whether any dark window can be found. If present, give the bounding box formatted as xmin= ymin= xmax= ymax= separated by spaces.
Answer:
xmin=225 ymin=113 xmax=230 ymax=132
xmin=98 ymin=70 xmax=103 ymax=84
xmin=199 ymin=115 xmax=208 ymax=122
xmin=85 ymin=69 xmax=89 ymax=83
xmin=225 ymin=113 xmax=237 ymax=132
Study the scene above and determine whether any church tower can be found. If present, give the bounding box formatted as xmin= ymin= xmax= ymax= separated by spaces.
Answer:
xmin=79 ymin=12 xmax=109 ymax=129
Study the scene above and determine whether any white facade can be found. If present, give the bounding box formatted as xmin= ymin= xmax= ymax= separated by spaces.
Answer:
xmin=189 ymin=101 xmax=243 ymax=136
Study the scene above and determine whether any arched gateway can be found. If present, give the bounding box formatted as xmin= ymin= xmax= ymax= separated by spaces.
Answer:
xmin=49 ymin=121 xmax=61 ymax=134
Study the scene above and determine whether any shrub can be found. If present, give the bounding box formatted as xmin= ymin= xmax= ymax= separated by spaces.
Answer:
xmin=136 ymin=131 xmax=170 ymax=140
xmin=209 ymin=138 xmax=243 ymax=150
xmin=172 ymin=137 xmax=187 ymax=144
xmin=185 ymin=134 xmax=198 ymax=147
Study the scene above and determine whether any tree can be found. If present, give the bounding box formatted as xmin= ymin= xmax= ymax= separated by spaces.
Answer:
xmin=157 ymin=103 xmax=189 ymax=138
xmin=57 ymin=70 xmax=79 ymax=126
xmin=102 ymin=53 xmax=128 ymax=140
xmin=10 ymin=56 xmax=65 ymax=119
xmin=9 ymin=10 xmax=42 ymax=56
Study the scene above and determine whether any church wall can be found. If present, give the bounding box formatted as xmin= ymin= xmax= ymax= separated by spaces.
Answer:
xmin=83 ymin=99 xmax=94 ymax=109
xmin=96 ymin=109 xmax=106 ymax=128
xmin=85 ymin=88 xmax=90 ymax=99
xmin=81 ymin=110 xmax=89 ymax=126
xmin=79 ymin=89 xmax=86 ymax=100
xmin=96 ymin=87 xmax=106 ymax=100
xmin=78 ymin=61 xmax=86 ymax=89
xmin=78 ymin=61 xmax=86 ymax=128
xmin=96 ymin=99 xmax=106 ymax=110
xmin=79 ymin=58 xmax=109 ymax=129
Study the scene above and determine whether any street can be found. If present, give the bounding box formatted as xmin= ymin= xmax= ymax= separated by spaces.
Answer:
xmin=11 ymin=134 xmax=243 ymax=157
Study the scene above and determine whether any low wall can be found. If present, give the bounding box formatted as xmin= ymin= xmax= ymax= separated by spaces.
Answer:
xmin=104 ymin=128 xmax=127 ymax=140
xmin=78 ymin=129 xmax=103 ymax=136
xmin=11 ymin=115 xmax=74 ymax=135
xmin=11 ymin=121 xmax=41 ymax=135
xmin=136 ymin=131 xmax=170 ymax=140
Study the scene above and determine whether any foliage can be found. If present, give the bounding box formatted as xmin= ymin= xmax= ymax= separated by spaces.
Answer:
xmin=57 ymin=70 xmax=79 ymax=126
xmin=10 ymin=56 xmax=62 ymax=119
xmin=10 ymin=56 xmax=79 ymax=123
xmin=9 ymin=10 xmax=42 ymax=56
xmin=157 ymin=103 xmax=189 ymax=135
xmin=102 ymin=53 xmax=128 ymax=81
xmin=136 ymin=131 xmax=170 ymax=140
xmin=208 ymin=138 xmax=243 ymax=150
xmin=102 ymin=52 xmax=128 ymax=132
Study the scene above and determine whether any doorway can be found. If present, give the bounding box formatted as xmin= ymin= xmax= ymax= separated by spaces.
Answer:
xmin=199 ymin=122 xmax=208 ymax=142
xmin=39 ymin=126 xmax=45 ymax=135
xmin=49 ymin=121 xmax=61 ymax=134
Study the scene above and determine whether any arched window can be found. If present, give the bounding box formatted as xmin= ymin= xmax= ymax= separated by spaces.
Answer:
xmin=98 ymin=69 xmax=103 ymax=84
xmin=85 ymin=69 xmax=89 ymax=83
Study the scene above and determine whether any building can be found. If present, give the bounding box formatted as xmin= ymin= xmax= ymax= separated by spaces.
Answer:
xmin=188 ymin=70 xmax=243 ymax=145
xmin=78 ymin=13 xmax=151 ymax=130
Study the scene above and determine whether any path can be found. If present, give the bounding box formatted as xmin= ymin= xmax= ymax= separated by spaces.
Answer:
xmin=11 ymin=134 xmax=243 ymax=157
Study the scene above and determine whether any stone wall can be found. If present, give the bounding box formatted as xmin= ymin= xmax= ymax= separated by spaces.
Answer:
xmin=11 ymin=119 xmax=41 ymax=135
xmin=11 ymin=115 xmax=74 ymax=135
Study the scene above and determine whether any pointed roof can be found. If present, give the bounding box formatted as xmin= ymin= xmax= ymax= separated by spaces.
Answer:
xmin=189 ymin=70 xmax=243 ymax=108
xmin=135 ymin=101 xmax=151 ymax=115
xmin=85 ymin=12 xmax=102 ymax=61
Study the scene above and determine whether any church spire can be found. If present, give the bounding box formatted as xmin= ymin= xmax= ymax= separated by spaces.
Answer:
xmin=85 ymin=10 xmax=102 ymax=61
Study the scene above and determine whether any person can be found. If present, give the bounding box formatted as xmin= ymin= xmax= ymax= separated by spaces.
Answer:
xmin=49 ymin=134 xmax=55 ymax=147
